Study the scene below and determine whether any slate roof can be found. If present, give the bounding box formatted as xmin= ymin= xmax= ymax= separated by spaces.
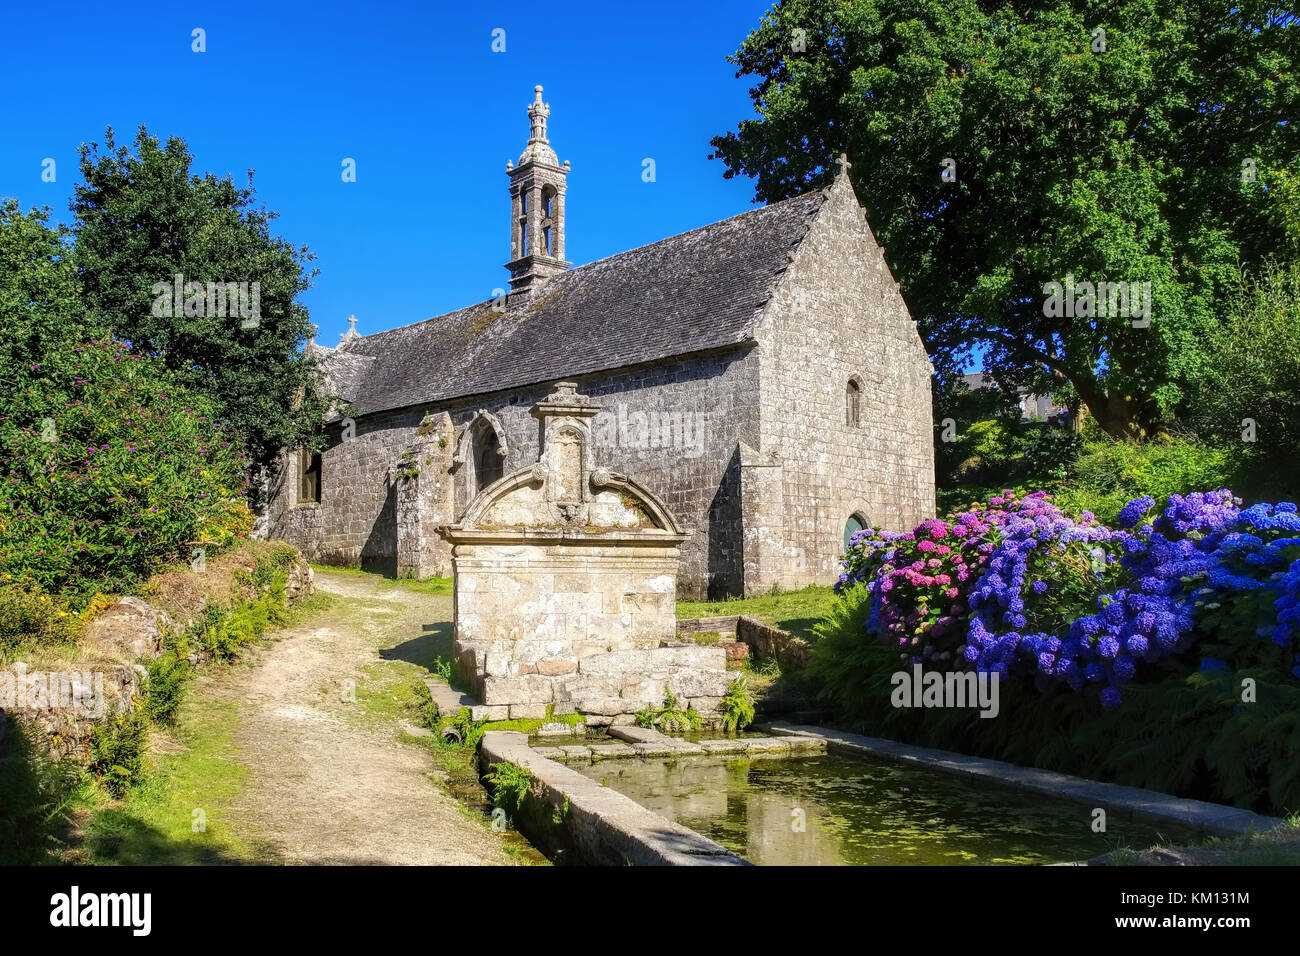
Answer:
xmin=321 ymin=188 xmax=829 ymax=417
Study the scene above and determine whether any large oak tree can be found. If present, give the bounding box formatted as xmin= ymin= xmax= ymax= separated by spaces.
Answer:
xmin=710 ymin=0 xmax=1299 ymax=438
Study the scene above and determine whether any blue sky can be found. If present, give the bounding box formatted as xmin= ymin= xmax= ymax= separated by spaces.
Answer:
xmin=0 ymin=0 xmax=782 ymax=346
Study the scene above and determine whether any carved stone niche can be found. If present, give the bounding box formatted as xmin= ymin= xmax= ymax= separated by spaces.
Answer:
xmin=532 ymin=381 xmax=600 ymax=525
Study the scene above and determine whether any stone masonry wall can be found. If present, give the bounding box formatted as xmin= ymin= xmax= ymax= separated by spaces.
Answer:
xmin=752 ymin=172 xmax=936 ymax=593
xmin=266 ymin=351 xmax=762 ymax=597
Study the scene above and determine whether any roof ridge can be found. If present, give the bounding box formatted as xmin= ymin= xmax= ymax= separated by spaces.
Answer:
xmin=561 ymin=186 xmax=826 ymax=276
xmin=346 ymin=187 xmax=829 ymax=345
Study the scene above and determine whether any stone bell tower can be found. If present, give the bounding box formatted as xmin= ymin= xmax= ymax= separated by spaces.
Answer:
xmin=505 ymin=85 xmax=571 ymax=293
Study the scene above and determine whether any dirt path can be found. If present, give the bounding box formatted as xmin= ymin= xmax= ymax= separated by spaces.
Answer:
xmin=208 ymin=571 xmax=513 ymax=865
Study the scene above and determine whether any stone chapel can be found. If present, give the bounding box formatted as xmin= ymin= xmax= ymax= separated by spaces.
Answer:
xmin=263 ymin=85 xmax=935 ymax=598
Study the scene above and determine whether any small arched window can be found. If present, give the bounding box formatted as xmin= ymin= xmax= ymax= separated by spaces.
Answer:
xmin=846 ymin=378 xmax=862 ymax=426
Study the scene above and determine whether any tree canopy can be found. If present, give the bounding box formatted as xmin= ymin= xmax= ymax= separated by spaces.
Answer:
xmin=71 ymin=126 xmax=327 ymax=486
xmin=710 ymin=0 xmax=1299 ymax=438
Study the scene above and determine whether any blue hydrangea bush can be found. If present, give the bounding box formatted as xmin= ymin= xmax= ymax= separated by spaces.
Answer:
xmin=838 ymin=490 xmax=1300 ymax=708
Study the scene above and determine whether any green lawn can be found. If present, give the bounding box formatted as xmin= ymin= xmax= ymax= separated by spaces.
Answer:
xmin=79 ymin=697 xmax=264 ymax=865
xmin=676 ymin=585 xmax=840 ymax=642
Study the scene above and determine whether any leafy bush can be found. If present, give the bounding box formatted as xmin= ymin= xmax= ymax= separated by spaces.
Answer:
xmin=813 ymin=488 xmax=1300 ymax=811
xmin=635 ymin=687 xmax=700 ymax=733
xmin=188 ymin=572 xmax=289 ymax=661
xmin=485 ymin=760 xmax=533 ymax=818
xmin=87 ymin=711 xmax=148 ymax=798
xmin=1049 ymin=429 xmax=1240 ymax=525
xmin=1185 ymin=261 xmax=1300 ymax=470
xmin=0 ymin=585 xmax=79 ymax=657
xmin=720 ymin=676 xmax=756 ymax=733
xmin=438 ymin=706 xmax=486 ymax=749
xmin=836 ymin=489 xmax=1300 ymax=709
xmin=141 ymin=648 xmax=193 ymax=725
xmin=0 ymin=338 xmax=251 ymax=604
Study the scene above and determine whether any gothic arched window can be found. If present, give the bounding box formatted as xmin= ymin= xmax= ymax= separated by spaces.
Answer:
xmin=476 ymin=430 xmax=503 ymax=491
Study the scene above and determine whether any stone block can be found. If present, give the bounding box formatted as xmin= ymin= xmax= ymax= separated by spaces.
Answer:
xmin=618 ymin=677 xmax=666 ymax=705
xmin=650 ymin=645 xmax=726 ymax=670
xmin=663 ymin=669 xmax=731 ymax=699
xmin=578 ymin=697 xmax=632 ymax=717
xmin=587 ymin=742 xmax=637 ymax=760
xmin=535 ymin=657 xmax=578 ymax=676
xmin=82 ymin=597 xmax=171 ymax=662
xmin=631 ymin=741 xmax=678 ymax=758
xmin=575 ymin=648 xmax=652 ymax=676
xmin=508 ymin=703 xmax=551 ymax=720
xmin=723 ymin=641 xmax=750 ymax=664
xmin=481 ymin=675 xmax=556 ymax=706
xmin=555 ymin=674 xmax=621 ymax=702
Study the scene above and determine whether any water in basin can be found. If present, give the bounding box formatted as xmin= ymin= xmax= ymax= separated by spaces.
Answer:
xmin=575 ymin=752 xmax=1201 ymax=865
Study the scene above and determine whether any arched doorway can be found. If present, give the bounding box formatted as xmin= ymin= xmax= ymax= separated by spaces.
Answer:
xmin=844 ymin=511 xmax=870 ymax=550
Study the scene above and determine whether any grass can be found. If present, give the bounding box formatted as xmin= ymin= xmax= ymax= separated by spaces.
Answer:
xmin=310 ymin=564 xmax=453 ymax=595
xmin=482 ymin=711 xmax=586 ymax=735
xmin=1106 ymin=813 xmax=1300 ymax=866
xmin=676 ymin=584 xmax=840 ymax=642
xmin=78 ymin=698 xmax=264 ymax=864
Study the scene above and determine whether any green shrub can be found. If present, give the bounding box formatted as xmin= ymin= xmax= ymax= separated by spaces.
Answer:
xmin=805 ymin=582 xmax=1300 ymax=814
xmin=0 ymin=584 xmax=79 ymax=658
xmin=720 ymin=676 xmax=756 ymax=733
xmin=437 ymin=706 xmax=486 ymax=749
xmin=0 ymin=338 xmax=251 ymax=604
xmin=1050 ymin=429 xmax=1239 ymax=523
xmin=1185 ymin=261 xmax=1300 ymax=471
xmin=142 ymin=647 xmax=193 ymax=725
xmin=87 ymin=710 xmax=147 ymax=798
xmin=485 ymin=760 xmax=533 ymax=818
xmin=190 ymin=570 xmax=289 ymax=660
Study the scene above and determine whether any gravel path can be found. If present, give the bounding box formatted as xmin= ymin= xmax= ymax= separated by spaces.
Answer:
xmin=214 ymin=571 xmax=513 ymax=865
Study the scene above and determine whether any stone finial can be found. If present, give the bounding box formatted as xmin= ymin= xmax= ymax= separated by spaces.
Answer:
xmin=528 ymin=85 xmax=550 ymax=144
xmin=515 ymin=84 xmax=559 ymax=168
xmin=838 ymin=151 xmax=852 ymax=173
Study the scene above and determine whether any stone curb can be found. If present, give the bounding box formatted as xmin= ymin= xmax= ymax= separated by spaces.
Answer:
xmin=480 ymin=731 xmax=749 ymax=866
xmin=534 ymin=724 xmax=826 ymax=762
xmin=758 ymin=722 xmax=1285 ymax=839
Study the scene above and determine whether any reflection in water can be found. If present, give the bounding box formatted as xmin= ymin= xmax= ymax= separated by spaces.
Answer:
xmin=576 ymin=754 xmax=1196 ymax=866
